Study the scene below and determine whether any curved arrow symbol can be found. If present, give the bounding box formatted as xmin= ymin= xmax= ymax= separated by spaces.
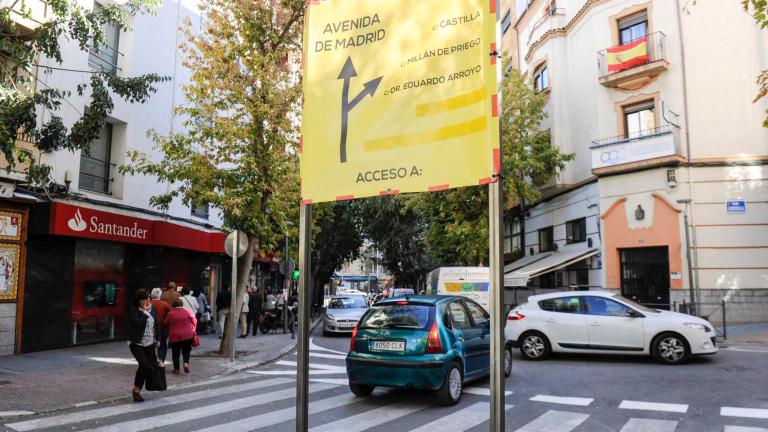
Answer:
xmin=338 ymin=56 xmax=383 ymax=163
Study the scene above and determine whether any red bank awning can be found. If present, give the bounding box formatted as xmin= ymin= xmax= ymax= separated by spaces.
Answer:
xmin=49 ymin=202 xmax=226 ymax=254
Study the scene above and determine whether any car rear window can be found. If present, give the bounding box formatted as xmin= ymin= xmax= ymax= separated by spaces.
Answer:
xmin=359 ymin=304 xmax=431 ymax=330
xmin=328 ymin=296 xmax=367 ymax=309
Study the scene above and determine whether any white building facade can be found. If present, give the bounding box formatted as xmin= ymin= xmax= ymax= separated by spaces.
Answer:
xmin=502 ymin=0 xmax=768 ymax=325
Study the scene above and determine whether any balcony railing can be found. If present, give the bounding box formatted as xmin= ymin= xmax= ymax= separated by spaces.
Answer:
xmin=597 ymin=32 xmax=668 ymax=88
xmin=590 ymin=125 xmax=683 ymax=173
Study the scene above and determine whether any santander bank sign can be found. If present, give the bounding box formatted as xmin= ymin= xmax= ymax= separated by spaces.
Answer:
xmin=66 ymin=208 xmax=150 ymax=240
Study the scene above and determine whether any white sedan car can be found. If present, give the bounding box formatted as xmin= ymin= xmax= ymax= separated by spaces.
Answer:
xmin=505 ymin=291 xmax=717 ymax=365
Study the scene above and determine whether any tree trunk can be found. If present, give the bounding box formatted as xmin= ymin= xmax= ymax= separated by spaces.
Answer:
xmin=218 ymin=235 xmax=258 ymax=356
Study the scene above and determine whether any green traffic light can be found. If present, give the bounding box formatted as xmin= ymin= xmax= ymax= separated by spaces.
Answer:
xmin=292 ymin=269 xmax=300 ymax=280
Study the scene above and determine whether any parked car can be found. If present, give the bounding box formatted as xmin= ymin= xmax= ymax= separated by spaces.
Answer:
xmin=323 ymin=295 xmax=369 ymax=336
xmin=346 ymin=295 xmax=512 ymax=406
xmin=505 ymin=291 xmax=717 ymax=365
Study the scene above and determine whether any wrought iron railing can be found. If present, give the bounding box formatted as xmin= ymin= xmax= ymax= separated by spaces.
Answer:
xmin=591 ymin=124 xmax=673 ymax=149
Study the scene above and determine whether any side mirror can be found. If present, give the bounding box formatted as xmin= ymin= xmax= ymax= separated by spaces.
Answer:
xmin=625 ymin=309 xmax=642 ymax=318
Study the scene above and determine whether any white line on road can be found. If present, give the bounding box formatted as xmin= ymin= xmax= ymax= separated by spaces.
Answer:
xmin=245 ymin=369 xmax=345 ymax=376
xmin=463 ymin=387 xmax=512 ymax=396
xmin=79 ymin=383 xmax=337 ymax=432
xmin=297 ymin=351 xmax=348 ymax=360
xmin=409 ymin=402 xmax=513 ymax=432
xmin=310 ymin=338 xmax=348 ymax=355
xmin=310 ymin=378 xmax=349 ymax=386
xmin=275 ymin=360 xmax=347 ymax=371
xmin=515 ymin=410 xmax=590 ymax=432
xmin=530 ymin=395 xmax=593 ymax=407
xmin=0 ymin=412 xmax=34 ymax=418
xmin=310 ymin=401 xmax=426 ymax=432
xmin=192 ymin=393 xmax=358 ymax=432
xmin=6 ymin=378 xmax=291 ymax=432
xmin=724 ymin=427 xmax=768 ymax=432
xmin=619 ymin=400 xmax=689 ymax=413
xmin=619 ymin=418 xmax=678 ymax=432
xmin=721 ymin=407 xmax=768 ymax=419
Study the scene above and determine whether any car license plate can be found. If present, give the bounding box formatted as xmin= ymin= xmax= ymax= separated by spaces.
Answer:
xmin=338 ymin=321 xmax=355 ymax=328
xmin=371 ymin=340 xmax=405 ymax=352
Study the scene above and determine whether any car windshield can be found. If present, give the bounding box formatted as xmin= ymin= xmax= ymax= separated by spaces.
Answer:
xmin=612 ymin=295 xmax=660 ymax=313
xmin=359 ymin=305 xmax=431 ymax=329
xmin=328 ymin=296 xmax=367 ymax=309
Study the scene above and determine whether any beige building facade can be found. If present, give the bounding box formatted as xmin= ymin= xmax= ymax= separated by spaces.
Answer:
xmin=501 ymin=0 xmax=768 ymax=325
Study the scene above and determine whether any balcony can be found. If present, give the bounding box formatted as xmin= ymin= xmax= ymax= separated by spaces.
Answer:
xmin=590 ymin=125 xmax=684 ymax=175
xmin=597 ymin=32 xmax=668 ymax=90
xmin=4 ymin=0 xmax=51 ymax=34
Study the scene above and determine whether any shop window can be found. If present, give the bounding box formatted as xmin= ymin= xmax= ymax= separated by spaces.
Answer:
xmin=533 ymin=64 xmax=549 ymax=93
xmin=88 ymin=2 xmax=121 ymax=73
xmin=538 ymin=226 xmax=554 ymax=252
xmin=577 ymin=269 xmax=589 ymax=287
xmin=618 ymin=10 xmax=648 ymax=44
xmin=623 ymin=100 xmax=655 ymax=138
xmin=538 ymin=273 xmax=554 ymax=289
xmin=192 ymin=202 xmax=209 ymax=219
xmin=566 ymin=217 xmax=586 ymax=244
xmin=79 ymin=123 xmax=113 ymax=194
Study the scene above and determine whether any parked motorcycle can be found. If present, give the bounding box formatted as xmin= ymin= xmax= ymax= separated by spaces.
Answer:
xmin=259 ymin=306 xmax=295 ymax=334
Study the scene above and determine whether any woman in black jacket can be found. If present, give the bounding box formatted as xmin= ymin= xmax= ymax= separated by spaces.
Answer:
xmin=128 ymin=289 xmax=159 ymax=402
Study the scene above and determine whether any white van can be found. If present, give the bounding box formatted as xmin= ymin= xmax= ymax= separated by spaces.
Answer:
xmin=426 ymin=267 xmax=491 ymax=310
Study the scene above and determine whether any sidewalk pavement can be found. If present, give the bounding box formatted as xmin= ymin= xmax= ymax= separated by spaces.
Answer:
xmin=0 ymin=321 xmax=317 ymax=416
xmin=720 ymin=322 xmax=768 ymax=344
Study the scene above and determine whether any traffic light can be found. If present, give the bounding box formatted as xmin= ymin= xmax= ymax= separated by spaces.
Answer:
xmin=292 ymin=269 xmax=300 ymax=281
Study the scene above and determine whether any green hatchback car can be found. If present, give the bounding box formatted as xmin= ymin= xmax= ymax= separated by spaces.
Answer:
xmin=345 ymin=295 xmax=512 ymax=405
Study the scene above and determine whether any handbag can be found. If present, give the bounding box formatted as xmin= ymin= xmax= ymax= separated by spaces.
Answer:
xmin=192 ymin=332 xmax=200 ymax=347
xmin=145 ymin=364 xmax=167 ymax=391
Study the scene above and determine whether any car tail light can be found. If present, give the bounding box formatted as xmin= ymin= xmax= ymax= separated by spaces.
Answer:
xmin=425 ymin=322 xmax=442 ymax=354
xmin=349 ymin=324 xmax=358 ymax=352
xmin=508 ymin=311 xmax=525 ymax=321
xmin=396 ymin=301 xmax=408 ymax=305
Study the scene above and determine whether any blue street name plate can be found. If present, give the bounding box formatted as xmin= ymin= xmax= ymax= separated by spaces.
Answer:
xmin=726 ymin=200 xmax=746 ymax=213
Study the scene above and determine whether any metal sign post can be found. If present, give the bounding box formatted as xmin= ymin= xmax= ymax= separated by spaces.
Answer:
xmin=489 ymin=178 xmax=506 ymax=431
xmin=296 ymin=204 xmax=312 ymax=431
xmin=225 ymin=230 xmax=248 ymax=363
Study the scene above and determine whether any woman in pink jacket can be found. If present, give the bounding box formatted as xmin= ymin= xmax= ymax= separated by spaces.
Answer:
xmin=164 ymin=298 xmax=198 ymax=374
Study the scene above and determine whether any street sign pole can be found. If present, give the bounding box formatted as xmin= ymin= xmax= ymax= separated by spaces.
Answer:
xmin=489 ymin=177 xmax=506 ymax=430
xmin=229 ymin=231 xmax=239 ymax=363
xmin=296 ymin=203 xmax=312 ymax=431
xmin=283 ymin=233 xmax=289 ymax=334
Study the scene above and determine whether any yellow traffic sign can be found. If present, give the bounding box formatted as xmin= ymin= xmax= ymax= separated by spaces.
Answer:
xmin=300 ymin=0 xmax=499 ymax=204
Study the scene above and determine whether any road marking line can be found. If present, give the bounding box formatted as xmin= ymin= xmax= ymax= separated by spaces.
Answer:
xmin=721 ymin=407 xmax=768 ymax=419
xmin=619 ymin=418 xmax=678 ymax=432
xmin=310 ymin=338 xmax=348 ymax=355
xmin=310 ymin=401 xmax=425 ymax=432
xmin=0 ymin=412 xmax=34 ymax=418
xmin=515 ymin=410 xmax=590 ymax=432
xmin=619 ymin=400 xmax=688 ymax=413
xmin=530 ymin=395 xmax=593 ymax=407
xmin=78 ymin=383 xmax=337 ymax=432
xmin=275 ymin=360 xmax=347 ymax=371
xmin=310 ymin=378 xmax=349 ymax=386
xmin=464 ymin=387 xmax=513 ymax=396
xmin=409 ymin=402 xmax=513 ymax=432
xmin=6 ymin=378 xmax=291 ymax=432
xmin=193 ymin=393 xmax=358 ymax=432
xmin=724 ymin=427 xmax=768 ymax=432
xmin=245 ymin=369 xmax=344 ymax=376
xmin=295 ymin=351 xmax=348 ymax=360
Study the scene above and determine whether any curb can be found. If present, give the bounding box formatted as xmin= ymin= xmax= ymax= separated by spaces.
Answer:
xmin=0 ymin=317 xmax=323 ymax=420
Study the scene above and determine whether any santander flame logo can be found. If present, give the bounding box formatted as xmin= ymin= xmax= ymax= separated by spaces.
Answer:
xmin=67 ymin=209 xmax=87 ymax=232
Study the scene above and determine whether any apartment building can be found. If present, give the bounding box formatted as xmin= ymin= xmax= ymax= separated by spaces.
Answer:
xmin=0 ymin=0 xmax=237 ymax=355
xmin=501 ymin=0 xmax=768 ymax=324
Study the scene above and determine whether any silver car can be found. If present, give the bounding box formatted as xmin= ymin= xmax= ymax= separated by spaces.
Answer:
xmin=323 ymin=295 xmax=369 ymax=336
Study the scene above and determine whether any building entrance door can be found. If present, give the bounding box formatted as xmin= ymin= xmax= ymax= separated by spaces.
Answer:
xmin=619 ymin=246 xmax=670 ymax=309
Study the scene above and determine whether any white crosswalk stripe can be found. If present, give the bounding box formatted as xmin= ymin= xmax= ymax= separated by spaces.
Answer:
xmin=246 ymin=369 xmax=345 ymax=376
xmin=310 ymin=401 xmax=426 ymax=432
xmin=193 ymin=393 xmax=358 ymax=432
xmin=619 ymin=418 xmax=678 ymax=432
xmin=514 ymin=410 xmax=590 ymax=432
xmin=463 ymin=386 xmax=513 ymax=396
xmin=310 ymin=338 xmax=348 ymax=355
xmin=5 ymin=377 xmax=291 ymax=432
xmin=530 ymin=395 xmax=593 ymax=406
xmin=723 ymin=427 xmax=768 ymax=432
xmin=409 ymin=402 xmax=513 ymax=432
xmin=276 ymin=360 xmax=346 ymax=371
xmin=721 ymin=406 xmax=768 ymax=419
xmin=619 ymin=400 xmax=689 ymax=413
xmin=78 ymin=383 xmax=337 ymax=432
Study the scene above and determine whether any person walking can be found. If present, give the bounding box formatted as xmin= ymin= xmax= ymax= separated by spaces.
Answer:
xmin=150 ymin=288 xmax=170 ymax=363
xmin=216 ymin=287 xmax=231 ymax=339
xmin=180 ymin=286 xmax=199 ymax=315
xmin=164 ymin=298 xmax=197 ymax=375
xmin=127 ymin=289 xmax=159 ymax=403
xmin=246 ymin=287 xmax=261 ymax=336
xmin=195 ymin=288 xmax=211 ymax=334
xmin=161 ymin=281 xmax=180 ymax=307
xmin=238 ymin=288 xmax=249 ymax=338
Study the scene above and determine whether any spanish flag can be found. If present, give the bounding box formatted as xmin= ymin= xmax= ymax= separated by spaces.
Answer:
xmin=607 ymin=36 xmax=650 ymax=73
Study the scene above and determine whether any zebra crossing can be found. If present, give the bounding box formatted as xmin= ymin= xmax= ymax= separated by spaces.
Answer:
xmin=2 ymin=339 xmax=768 ymax=431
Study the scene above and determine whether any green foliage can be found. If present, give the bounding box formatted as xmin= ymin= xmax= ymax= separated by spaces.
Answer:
xmin=743 ymin=0 xmax=768 ymax=127
xmin=311 ymin=202 xmax=363 ymax=303
xmin=0 ymin=0 xmax=167 ymax=184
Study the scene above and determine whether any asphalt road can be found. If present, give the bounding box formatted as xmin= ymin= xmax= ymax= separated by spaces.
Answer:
xmin=2 ymin=325 xmax=767 ymax=432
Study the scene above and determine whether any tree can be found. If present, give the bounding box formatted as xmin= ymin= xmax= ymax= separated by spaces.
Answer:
xmin=0 ymin=0 xmax=168 ymax=185
xmin=122 ymin=0 xmax=305 ymax=355
xmin=410 ymin=65 xmax=573 ymax=266
xmin=743 ymin=0 xmax=768 ymax=126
